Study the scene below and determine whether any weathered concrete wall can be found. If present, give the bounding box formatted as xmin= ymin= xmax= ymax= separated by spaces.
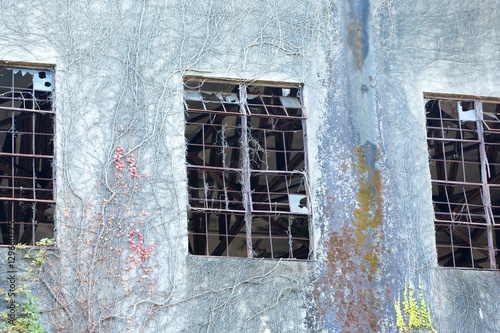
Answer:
xmin=0 ymin=0 xmax=331 ymax=332
xmin=371 ymin=1 xmax=500 ymax=332
xmin=313 ymin=0 xmax=500 ymax=332
xmin=0 ymin=0 xmax=498 ymax=332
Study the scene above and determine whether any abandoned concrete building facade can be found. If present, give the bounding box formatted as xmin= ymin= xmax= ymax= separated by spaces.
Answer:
xmin=0 ymin=0 xmax=498 ymax=332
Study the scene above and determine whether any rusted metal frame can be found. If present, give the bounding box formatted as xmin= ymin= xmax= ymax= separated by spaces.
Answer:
xmin=9 ymin=80 xmax=14 ymax=202
xmin=434 ymin=212 xmax=485 ymax=224
xmin=0 ymin=62 xmax=53 ymax=71
xmin=431 ymin=142 xmax=481 ymax=165
xmin=251 ymin=210 xmax=303 ymax=215
xmin=482 ymin=103 xmax=500 ymax=133
xmin=184 ymin=76 xmax=302 ymax=89
xmin=436 ymin=101 xmax=458 ymax=266
xmin=185 ymin=80 xmax=309 ymax=258
xmin=449 ymin=224 xmax=489 ymax=267
xmin=188 ymin=171 xmax=244 ymax=208
xmin=259 ymin=91 xmax=272 ymax=116
xmin=267 ymin=216 xmax=275 ymax=259
xmin=426 ymin=120 xmax=477 ymax=132
xmin=207 ymin=130 xmax=220 ymax=204
xmin=269 ymin=214 xmax=309 ymax=255
xmin=436 ymin=244 xmax=454 ymax=265
xmin=271 ymin=181 xmax=292 ymax=257
xmin=263 ymin=174 xmax=272 ymax=212
xmin=254 ymin=96 xmax=269 ymax=116
xmin=435 ymin=184 xmax=482 ymax=214
xmin=485 ymin=107 xmax=500 ymax=212
xmin=286 ymin=215 xmax=293 ymax=258
xmin=0 ymin=106 xmax=54 ymax=114
xmin=0 ymin=152 xmax=54 ymax=159
xmin=186 ymin=158 xmax=243 ymax=202
xmin=228 ymin=148 xmax=241 ymax=189
xmin=185 ymin=107 xmax=305 ymax=120
xmin=251 ymin=167 xmax=307 ymax=206
xmin=203 ymin=213 xmax=209 ymax=255
xmin=272 ymin=130 xmax=286 ymax=170
xmin=256 ymin=215 xmax=309 ymax=257
xmin=186 ymin=108 xmax=240 ymax=117
xmin=187 ymin=167 xmax=201 ymax=210
xmin=439 ymin=101 xmax=449 ymax=184
xmin=434 ymin=217 xmax=486 ymax=226
xmin=9 ymin=201 xmax=14 ymax=245
xmin=6 ymin=97 xmax=15 ymax=244
xmin=253 ymin=117 xmax=269 ymax=171
xmin=282 ymin=131 xmax=289 ymax=171
xmin=246 ymin=124 xmax=267 ymax=202
xmin=284 ymin=130 xmax=296 ymax=171
xmin=475 ymin=101 xmax=497 ymax=269
xmin=448 ymin=131 xmax=461 ymax=184
xmin=218 ymin=214 xmax=227 ymax=255
xmin=185 ymin=163 xmax=242 ymax=173
xmin=462 ymin=185 xmax=477 ymax=268
xmin=0 ymin=197 xmax=56 ymax=205
xmin=261 ymin=101 xmax=290 ymax=117
xmin=431 ymin=140 xmax=446 ymax=198
xmin=424 ymin=92 xmax=500 ymax=104
xmin=186 ymin=135 xmax=240 ymax=153
xmin=427 ymin=124 xmax=476 ymax=133
xmin=431 ymin=179 xmax=482 ymax=186
xmin=219 ymin=148 xmax=229 ymax=211
xmin=0 ymin=68 xmax=55 ymax=246
xmin=262 ymin=118 xmax=270 ymax=170
xmin=251 ymin=172 xmax=297 ymax=204
xmin=19 ymin=202 xmax=36 ymax=245
xmin=190 ymin=213 xmax=205 ymax=255
xmin=186 ymin=126 xmax=239 ymax=152
xmin=186 ymin=112 xmax=212 ymax=125
xmin=486 ymin=143 xmax=499 ymax=177
xmin=441 ymin=174 xmax=500 ymax=207
xmin=212 ymin=214 xmax=246 ymax=256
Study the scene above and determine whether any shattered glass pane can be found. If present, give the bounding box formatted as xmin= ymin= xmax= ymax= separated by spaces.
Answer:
xmin=185 ymin=78 xmax=310 ymax=259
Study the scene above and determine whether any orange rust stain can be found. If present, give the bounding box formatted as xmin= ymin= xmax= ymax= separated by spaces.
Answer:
xmin=347 ymin=25 xmax=363 ymax=70
xmin=368 ymin=76 xmax=375 ymax=88
xmin=355 ymin=26 xmax=362 ymax=69
xmin=316 ymin=146 xmax=388 ymax=332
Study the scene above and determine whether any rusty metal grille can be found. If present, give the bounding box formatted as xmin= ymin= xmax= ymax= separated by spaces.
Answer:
xmin=185 ymin=78 xmax=311 ymax=259
xmin=425 ymin=97 xmax=500 ymax=269
xmin=0 ymin=64 xmax=55 ymax=246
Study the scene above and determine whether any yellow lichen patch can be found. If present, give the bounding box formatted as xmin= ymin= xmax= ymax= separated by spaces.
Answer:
xmin=353 ymin=146 xmax=384 ymax=281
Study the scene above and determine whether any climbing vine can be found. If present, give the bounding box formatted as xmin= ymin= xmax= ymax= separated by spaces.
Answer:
xmin=0 ymin=238 xmax=54 ymax=333
xmin=0 ymin=0 xmax=332 ymax=331
xmin=394 ymin=278 xmax=437 ymax=333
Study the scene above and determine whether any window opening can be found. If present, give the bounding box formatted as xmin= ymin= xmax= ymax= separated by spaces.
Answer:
xmin=425 ymin=96 xmax=500 ymax=269
xmin=185 ymin=78 xmax=311 ymax=259
xmin=0 ymin=64 xmax=55 ymax=245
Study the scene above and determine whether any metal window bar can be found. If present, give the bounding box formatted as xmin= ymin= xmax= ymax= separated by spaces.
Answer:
xmin=426 ymin=97 xmax=500 ymax=269
xmin=0 ymin=64 xmax=55 ymax=246
xmin=185 ymin=79 xmax=310 ymax=260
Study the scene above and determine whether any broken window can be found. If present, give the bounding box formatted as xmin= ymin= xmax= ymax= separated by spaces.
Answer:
xmin=0 ymin=63 xmax=55 ymax=245
xmin=425 ymin=95 xmax=500 ymax=269
xmin=185 ymin=78 xmax=311 ymax=259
